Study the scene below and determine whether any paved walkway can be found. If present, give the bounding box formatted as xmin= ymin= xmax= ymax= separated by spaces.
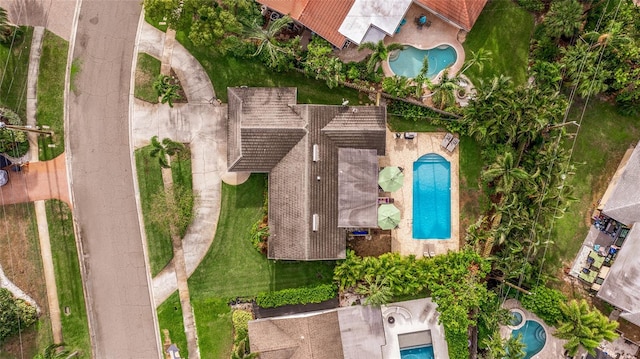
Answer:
xmin=0 ymin=0 xmax=76 ymax=41
xmin=133 ymin=21 xmax=226 ymax=307
xmin=26 ymin=25 xmax=63 ymax=344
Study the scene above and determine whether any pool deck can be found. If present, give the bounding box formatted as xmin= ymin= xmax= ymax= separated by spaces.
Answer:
xmin=382 ymin=3 xmax=465 ymax=79
xmin=379 ymin=132 xmax=460 ymax=257
xmin=381 ymin=298 xmax=449 ymax=359
xmin=501 ymin=299 xmax=567 ymax=358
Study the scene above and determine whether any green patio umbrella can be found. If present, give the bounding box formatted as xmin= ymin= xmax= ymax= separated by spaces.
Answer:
xmin=378 ymin=204 xmax=401 ymax=230
xmin=378 ymin=166 xmax=404 ymax=192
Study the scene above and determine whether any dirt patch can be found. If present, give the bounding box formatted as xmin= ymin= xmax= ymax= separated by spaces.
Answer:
xmin=347 ymin=229 xmax=391 ymax=257
xmin=169 ymin=69 xmax=188 ymax=104
xmin=0 ymin=204 xmax=49 ymax=356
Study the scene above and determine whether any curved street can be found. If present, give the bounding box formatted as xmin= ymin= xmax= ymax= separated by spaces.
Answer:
xmin=67 ymin=1 xmax=161 ymax=357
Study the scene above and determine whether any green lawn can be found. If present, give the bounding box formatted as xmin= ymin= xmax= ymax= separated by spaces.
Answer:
xmin=0 ymin=27 xmax=33 ymax=120
xmin=156 ymin=291 xmax=188 ymax=358
xmin=134 ymin=53 xmax=161 ymax=104
xmin=37 ymin=30 xmax=68 ymax=161
xmin=191 ymin=297 xmax=233 ymax=359
xmin=174 ymin=32 xmax=368 ymax=105
xmin=188 ymin=175 xmax=335 ymax=299
xmin=46 ymin=200 xmax=91 ymax=357
xmin=136 ymin=145 xmax=194 ymax=276
xmin=459 ymin=137 xmax=487 ymax=230
xmin=551 ymin=99 xmax=640 ymax=271
xmin=462 ymin=0 xmax=534 ymax=85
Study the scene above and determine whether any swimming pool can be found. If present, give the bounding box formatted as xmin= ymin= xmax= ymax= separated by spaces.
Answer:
xmin=413 ymin=153 xmax=451 ymax=239
xmin=400 ymin=345 xmax=434 ymax=359
xmin=510 ymin=311 xmax=524 ymax=326
xmin=389 ymin=45 xmax=457 ymax=79
xmin=510 ymin=320 xmax=547 ymax=359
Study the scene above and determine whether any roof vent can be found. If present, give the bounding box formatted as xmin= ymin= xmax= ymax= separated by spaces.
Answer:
xmin=313 ymin=144 xmax=319 ymax=162
xmin=312 ymin=214 xmax=319 ymax=232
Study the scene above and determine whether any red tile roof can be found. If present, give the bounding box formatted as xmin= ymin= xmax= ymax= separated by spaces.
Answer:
xmin=257 ymin=0 xmax=355 ymax=47
xmin=415 ymin=0 xmax=488 ymax=31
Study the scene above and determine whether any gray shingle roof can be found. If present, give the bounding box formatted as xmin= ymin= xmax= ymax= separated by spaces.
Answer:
xmin=597 ymin=225 xmax=640 ymax=326
xmin=227 ymin=88 xmax=386 ymax=260
xmin=248 ymin=311 xmax=344 ymax=359
xmin=602 ymin=143 xmax=640 ymax=226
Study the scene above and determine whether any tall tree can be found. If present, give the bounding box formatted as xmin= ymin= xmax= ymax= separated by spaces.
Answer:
xmin=554 ymin=299 xmax=619 ymax=356
xmin=429 ymin=69 xmax=461 ymax=110
xmin=245 ymin=15 xmax=294 ymax=69
xmin=544 ymin=0 xmax=584 ymax=39
xmin=358 ymin=40 xmax=404 ymax=74
xmin=355 ymin=275 xmax=392 ymax=306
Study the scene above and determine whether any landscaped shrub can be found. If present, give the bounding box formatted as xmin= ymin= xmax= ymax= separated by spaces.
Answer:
xmin=232 ymin=310 xmax=253 ymax=342
xmin=0 ymin=107 xmax=29 ymax=157
xmin=0 ymin=288 xmax=38 ymax=343
xmin=256 ymin=284 xmax=337 ymax=308
xmin=520 ymin=286 xmax=566 ymax=326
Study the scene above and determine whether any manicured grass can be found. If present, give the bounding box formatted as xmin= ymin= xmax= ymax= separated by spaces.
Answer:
xmin=136 ymin=146 xmax=172 ymax=276
xmin=171 ymin=149 xmax=193 ymax=237
xmin=174 ymin=32 xmax=369 ymax=105
xmin=551 ymin=99 xmax=640 ymax=272
xmin=462 ymin=0 xmax=534 ymax=85
xmin=37 ymin=30 xmax=68 ymax=161
xmin=134 ymin=53 xmax=161 ymax=104
xmin=0 ymin=27 xmax=33 ymax=120
xmin=387 ymin=114 xmax=445 ymax=132
xmin=459 ymin=137 xmax=488 ymax=230
xmin=46 ymin=200 xmax=91 ymax=358
xmin=188 ymin=174 xmax=335 ymax=299
xmin=156 ymin=291 xmax=188 ymax=358
xmin=192 ymin=297 xmax=233 ymax=359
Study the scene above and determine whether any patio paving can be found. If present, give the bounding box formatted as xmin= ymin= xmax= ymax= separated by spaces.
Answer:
xmin=0 ymin=155 xmax=70 ymax=206
xmin=379 ymin=131 xmax=459 ymax=257
xmin=382 ymin=3 xmax=466 ymax=78
xmin=501 ymin=299 xmax=566 ymax=359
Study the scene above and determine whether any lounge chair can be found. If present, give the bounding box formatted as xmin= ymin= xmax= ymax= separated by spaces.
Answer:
xmin=446 ymin=137 xmax=460 ymax=152
xmin=441 ymin=133 xmax=454 ymax=148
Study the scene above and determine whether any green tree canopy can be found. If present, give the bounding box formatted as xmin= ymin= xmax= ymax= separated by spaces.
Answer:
xmin=554 ymin=299 xmax=619 ymax=356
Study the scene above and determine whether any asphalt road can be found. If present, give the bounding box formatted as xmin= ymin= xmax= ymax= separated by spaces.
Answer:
xmin=67 ymin=1 xmax=161 ymax=357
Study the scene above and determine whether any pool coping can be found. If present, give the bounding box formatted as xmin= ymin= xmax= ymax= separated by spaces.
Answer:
xmin=502 ymin=299 xmax=567 ymax=359
xmin=380 ymin=131 xmax=460 ymax=257
xmin=386 ymin=43 xmax=462 ymax=81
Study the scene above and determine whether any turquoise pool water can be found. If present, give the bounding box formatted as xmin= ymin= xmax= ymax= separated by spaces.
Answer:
xmin=400 ymin=345 xmax=434 ymax=359
xmin=389 ymin=45 xmax=457 ymax=79
xmin=511 ymin=311 xmax=523 ymax=326
xmin=511 ymin=320 xmax=546 ymax=359
xmin=413 ymin=153 xmax=451 ymax=239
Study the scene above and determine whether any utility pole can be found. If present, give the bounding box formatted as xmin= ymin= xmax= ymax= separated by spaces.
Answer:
xmin=0 ymin=122 xmax=54 ymax=136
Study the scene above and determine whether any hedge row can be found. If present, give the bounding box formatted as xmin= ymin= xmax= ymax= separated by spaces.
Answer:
xmin=256 ymin=284 xmax=337 ymax=308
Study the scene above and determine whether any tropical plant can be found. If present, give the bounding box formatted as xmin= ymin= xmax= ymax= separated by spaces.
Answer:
xmin=188 ymin=3 xmax=242 ymax=51
xmin=381 ymin=76 xmax=412 ymax=98
xmin=482 ymin=152 xmax=530 ymax=195
xmin=544 ymin=0 xmax=584 ymax=39
xmin=0 ymin=7 xmax=18 ymax=44
xmin=355 ymin=275 xmax=392 ymax=306
xmin=520 ymin=286 xmax=566 ymax=326
xmin=554 ymin=299 xmax=619 ymax=356
xmin=460 ymin=48 xmax=492 ymax=75
xmin=505 ymin=333 xmax=526 ymax=359
xmin=149 ymin=136 xmax=185 ymax=168
xmin=245 ymin=15 xmax=294 ymax=69
xmin=153 ymin=74 xmax=182 ymax=107
xmin=231 ymin=339 xmax=258 ymax=359
xmin=429 ymin=69 xmax=461 ymax=110
xmin=358 ymin=40 xmax=404 ymax=74
xmin=0 ymin=288 xmax=38 ymax=344
xmin=33 ymin=343 xmax=73 ymax=359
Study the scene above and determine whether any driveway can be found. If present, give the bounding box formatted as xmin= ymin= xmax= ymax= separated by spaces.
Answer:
xmin=67 ymin=1 xmax=161 ymax=357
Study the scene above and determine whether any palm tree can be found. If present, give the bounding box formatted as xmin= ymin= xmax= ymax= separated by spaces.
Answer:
xmin=554 ymin=299 xmax=619 ymax=356
xmin=544 ymin=0 xmax=584 ymax=39
xmin=0 ymin=7 xmax=16 ymax=44
xmin=33 ymin=343 xmax=75 ymax=359
xmin=504 ymin=333 xmax=526 ymax=359
xmin=460 ymin=48 xmax=492 ymax=75
xmin=245 ymin=15 xmax=293 ymax=68
xmin=429 ymin=69 xmax=461 ymax=110
xmin=358 ymin=40 xmax=404 ymax=74
xmin=355 ymin=275 xmax=392 ymax=306
xmin=149 ymin=136 xmax=185 ymax=168
xmin=482 ymin=152 xmax=530 ymax=195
